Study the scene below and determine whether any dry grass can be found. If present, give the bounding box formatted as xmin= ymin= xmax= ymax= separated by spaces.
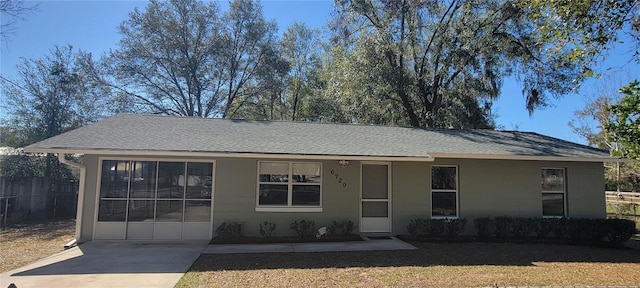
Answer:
xmin=177 ymin=239 xmax=640 ymax=288
xmin=0 ymin=220 xmax=76 ymax=273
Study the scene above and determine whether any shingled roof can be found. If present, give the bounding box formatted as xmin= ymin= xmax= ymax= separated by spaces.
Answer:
xmin=25 ymin=114 xmax=613 ymax=162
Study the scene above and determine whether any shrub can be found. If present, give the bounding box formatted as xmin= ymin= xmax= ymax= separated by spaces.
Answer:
xmin=472 ymin=217 xmax=635 ymax=246
xmin=427 ymin=219 xmax=446 ymax=237
xmin=290 ymin=220 xmax=316 ymax=238
xmin=511 ymin=218 xmax=534 ymax=239
xmin=493 ymin=216 xmax=513 ymax=238
xmin=550 ymin=218 xmax=568 ymax=239
xmin=474 ymin=217 xmax=493 ymax=238
xmin=586 ymin=219 xmax=608 ymax=241
xmin=328 ymin=220 xmax=357 ymax=236
xmin=606 ymin=218 xmax=636 ymax=246
xmin=532 ymin=218 xmax=553 ymax=238
xmin=407 ymin=218 xmax=428 ymax=236
xmin=215 ymin=222 xmax=242 ymax=239
xmin=259 ymin=221 xmax=276 ymax=238
xmin=445 ymin=218 xmax=467 ymax=237
xmin=407 ymin=218 xmax=466 ymax=237
xmin=567 ymin=218 xmax=589 ymax=240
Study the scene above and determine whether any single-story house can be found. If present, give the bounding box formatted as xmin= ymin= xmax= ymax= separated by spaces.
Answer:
xmin=25 ymin=114 xmax=615 ymax=242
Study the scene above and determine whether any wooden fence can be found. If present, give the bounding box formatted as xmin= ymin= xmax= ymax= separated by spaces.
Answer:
xmin=605 ymin=191 xmax=640 ymax=229
xmin=0 ymin=177 xmax=78 ymax=228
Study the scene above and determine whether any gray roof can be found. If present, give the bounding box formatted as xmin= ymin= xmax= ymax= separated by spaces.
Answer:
xmin=25 ymin=114 xmax=612 ymax=161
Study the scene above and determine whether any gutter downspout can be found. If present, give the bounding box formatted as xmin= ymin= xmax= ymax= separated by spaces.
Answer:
xmin=58 ymin=153 xmax=85 ymax=248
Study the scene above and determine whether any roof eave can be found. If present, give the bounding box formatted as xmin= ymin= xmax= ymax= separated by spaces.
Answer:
xmin=23 ymin=147 xmax=436 ymax=162
xmin=25 ymin=147 xmax=622 ymax=163
xmin=429 ymin=152 xmax=623 ymax=163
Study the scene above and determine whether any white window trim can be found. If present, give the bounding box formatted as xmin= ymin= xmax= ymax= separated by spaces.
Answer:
xmin=431 ymin=165 xmax=459 ymax=219
xmin=541 ymin=167 xmax=566 ymax=218
xmin=255 ymin=161 xmax=323 ymax=212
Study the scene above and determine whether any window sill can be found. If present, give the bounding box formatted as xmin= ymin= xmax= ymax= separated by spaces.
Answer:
xmin=255 ymin=207 xmax=323 ymax=213
xmin=431 ymin=216 xmax=459 ymax=219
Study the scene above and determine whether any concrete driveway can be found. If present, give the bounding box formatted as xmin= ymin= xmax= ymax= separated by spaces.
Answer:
xmin=0 ymin=240 xmax=208 ymax=288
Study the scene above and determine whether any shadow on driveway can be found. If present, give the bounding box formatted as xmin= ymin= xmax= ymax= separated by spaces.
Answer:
xmin=1 ymin=241 xmax=208 ymax=288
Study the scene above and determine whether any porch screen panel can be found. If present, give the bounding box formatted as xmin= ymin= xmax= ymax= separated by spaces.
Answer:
xmin=157 ymin=162 xmax=185 ymax=199
xmin=100 ymin=160 xmax=130 ymax=199
xmin=97 ymin=159 xmax=215 ymax=239
xmin=184 ymin=162 xmax=213 ymax=222
xmin=98 ymin=160 xmax=129 ymax=221
xmin=127 ymin=161 xmax=157 ymax=222
xmin=129 ymin=161 xmax=157 ymax=199
xmin=155 ymin=200 xmax=183 ymax=222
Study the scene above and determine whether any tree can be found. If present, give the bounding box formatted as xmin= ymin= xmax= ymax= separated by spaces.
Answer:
xmin=533 ymin=0 xmax=640 ymax=189
xmin=220 ymin=0 xmax=280 ymax=118
xmin=281 ymin=23 xmax=322 ymax=121
xmin=0 ymin=45 xmax=109 ymax=178
xmin=328 ymin=0 xmax=607 ymax=128
xmin=0 ymin=0 xmax=38 ymax=43
xmin=99 ymin=0 xmax=279 ymax=118
xmin=102 ymin=0 xmax=223 ymax=117
xmin=520 ymin=0 xmax=639 ymax=67
xmin=607 ymin=80 xmax=640 ymax=160
xmin=570 ymin=80 xmax=640 ymax=191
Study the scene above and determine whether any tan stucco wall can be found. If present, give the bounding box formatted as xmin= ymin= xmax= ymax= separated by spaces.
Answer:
xmin=391 ymin=159 xmax=606 ymax=235
xmin=79 ymin=155 xmax=99 ymax=242
xmin=565 ymin=161 xmax=606 ymax=218
xmin=213 ymin=158 xmax=361 ymax=237
xmin=391 ymin=162 xmax=430 ymax=234
xmin=78 ymin=155 xmax=606 ymax=240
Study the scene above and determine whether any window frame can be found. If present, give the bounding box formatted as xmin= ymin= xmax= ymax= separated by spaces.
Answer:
xmin=430 ymin=165 xmax=459 ymax=219
xmin=541 ymin=167 xmax=566 ymax=218
xmin=256 ymin=161 xmax=323 ymax=212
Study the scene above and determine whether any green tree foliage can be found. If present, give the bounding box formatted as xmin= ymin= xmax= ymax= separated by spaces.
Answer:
xmin=0 ymin=154 xmax=42 ymax=182
xmin=520 ymin=0 xmax=639 ymax=67
xmin=570 ymin=81 xmax=640 ymax=191
xmin=607 ymin=80 xmax=640 ymax=160
xmin=0 ymin=45 xmax=107 ymax=179
xmin=328 ymin=0 xmax=608 ymax=128
xmin=1 ymin=45 xmax=107 ymax=146
xmin=221 ymin=0 xmax=282 ymax=118
xmin=239 ymin=22 xmax=330 ymax=122
xmin=281 ymin=23 xmax=323 ymax=121
xmin=99 ymin=0 xmax=281 ymax=118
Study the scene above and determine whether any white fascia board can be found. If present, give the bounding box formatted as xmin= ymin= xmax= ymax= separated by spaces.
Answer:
xmin=26 ymin=148 xmax=621 ymax=163
xmin=429 ymin=152 xmax=623 ymax=163
xmin=24 ymin=147 xmax=436 ymax=162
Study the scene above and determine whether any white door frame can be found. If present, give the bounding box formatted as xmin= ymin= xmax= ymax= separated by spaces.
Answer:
xmin=359 ymin=162 xmax=392 ymax=233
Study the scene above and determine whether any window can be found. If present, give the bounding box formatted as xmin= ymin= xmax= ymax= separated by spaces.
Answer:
xmin=431 ymin=166 xmax=458 ymax=217
xmin=542 ymin=168 xmax=565 ymax=217
xmin=97 ymin=159 xmax=214 ymax=222
xmin=257 ymin=161 xmax=321 ymax=211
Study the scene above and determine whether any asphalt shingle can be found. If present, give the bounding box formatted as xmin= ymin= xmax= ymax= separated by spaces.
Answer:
xmin=25 ymin=114 xmax=612 ymax=160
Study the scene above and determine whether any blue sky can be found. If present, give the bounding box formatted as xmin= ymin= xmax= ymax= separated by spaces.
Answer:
xmin=1 ymin=0 xmax=638 ymax=145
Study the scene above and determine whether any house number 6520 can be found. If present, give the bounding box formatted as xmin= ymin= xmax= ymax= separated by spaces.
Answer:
xmin=330 ymin=169 xmax=347 ymax=188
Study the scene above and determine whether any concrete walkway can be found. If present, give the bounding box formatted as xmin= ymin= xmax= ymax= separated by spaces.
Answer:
xmin=1 ymin=237 xmax=416 ymax=288
xmin=203 ymin=236 xmax=417 ymax=254
xmin=0 ymin=240 xmax=209 ymax=288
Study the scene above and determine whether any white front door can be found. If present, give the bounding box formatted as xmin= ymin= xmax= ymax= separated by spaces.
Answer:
xmin=360 ymin=163 xmax=391 ymax=233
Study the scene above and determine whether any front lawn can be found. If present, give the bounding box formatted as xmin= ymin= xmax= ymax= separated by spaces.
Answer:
xmin=178 ymin=240 xmax=640 ymax=287
xmin=0 ymin=220 xmax=75 ymax=273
